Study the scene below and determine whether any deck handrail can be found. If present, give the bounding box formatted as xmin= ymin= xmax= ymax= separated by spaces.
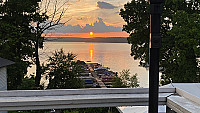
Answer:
xmin=0 ymin=88 xmax=175 ymax=111
xmin=0 ymin=87 xmax=175 ymax=97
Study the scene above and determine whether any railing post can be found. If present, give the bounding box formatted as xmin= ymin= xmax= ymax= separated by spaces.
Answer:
xmin=148 ymin=0 xmax=163 ymax=113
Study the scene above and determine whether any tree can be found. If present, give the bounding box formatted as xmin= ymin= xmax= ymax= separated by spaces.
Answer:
xmin=120 ymin=0 xmax=200 ymax=85
xmin=112 ymin=69 xmax=139 ymax=88
xmin=17 ymin=77 xmax=36 ymax=90
xmin=120 ymin=0 xmax=150 ymax=64
xmin=63 ymin=107 xmax=119 ymax=113
xmin=0 ymin=0 xmax=70 ymax=89
xmin=31 ymin=0 xmax=70 ymax=87
xmin=43 ymin=49 xmax=84 ymax=89
xmin=160 ymin=10 xmax=200 ymax=84
xmin=0 ymin=0 xmax=41 ymax=89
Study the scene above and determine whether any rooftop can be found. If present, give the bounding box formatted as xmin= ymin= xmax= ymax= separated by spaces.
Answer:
xmin=0 ymin=57 xmax=14 ymax=68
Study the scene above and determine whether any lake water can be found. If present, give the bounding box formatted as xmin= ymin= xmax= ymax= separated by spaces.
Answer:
xmin=28 ymin=42 xmax=149 ymax=88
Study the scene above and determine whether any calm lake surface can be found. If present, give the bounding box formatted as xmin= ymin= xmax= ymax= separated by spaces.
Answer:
xmin=28 ymin=42 xmax=149 ymax=88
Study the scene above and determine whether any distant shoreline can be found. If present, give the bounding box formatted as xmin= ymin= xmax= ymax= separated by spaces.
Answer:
xmin=44 ymin=37 xmax=128 ymax=43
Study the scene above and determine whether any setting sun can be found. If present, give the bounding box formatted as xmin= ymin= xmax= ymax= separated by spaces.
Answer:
xmin=89 ymin=31 xmax=93 ymax=36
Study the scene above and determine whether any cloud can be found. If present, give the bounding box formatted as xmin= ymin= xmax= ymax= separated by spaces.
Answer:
xmin=65 ymin=2 xmax=73 ymax=5
xmin=76 ymin=0 xmax=81 ymax=3
xmin=97 ymin=1 xmax=117 ymax=9
xmin=115 ymin=11 xmax=120 ymax=14
xmin=45 ymin=18 xmax=122 ymax=33
xmin=77 ymin=17 xmax=83 ymax=20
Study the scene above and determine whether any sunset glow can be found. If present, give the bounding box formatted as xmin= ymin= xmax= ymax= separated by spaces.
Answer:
xmin=89 ymin=43 xmax=94 ymax=62
xmin=89 ymin=31 xmax=94 ymax=36
xmin=42 ymin=32 xmax=129 ymax=38
xmin=41 ymin=0 xmax=130 ymax=38
xmin=46 ymin=0 xmax=128 ymax=27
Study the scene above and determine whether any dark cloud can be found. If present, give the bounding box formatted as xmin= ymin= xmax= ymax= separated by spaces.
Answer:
xmin=97 ymin=1 xmax=117 ymax=9
xmin=45 ymin=18 xmax=122 ymax=33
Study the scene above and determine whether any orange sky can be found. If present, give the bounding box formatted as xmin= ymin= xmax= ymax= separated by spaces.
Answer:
xmin=40 ymin=0 xmax=131 ymax=38
xmin=42 ymin=32 xmax=129 ymax=38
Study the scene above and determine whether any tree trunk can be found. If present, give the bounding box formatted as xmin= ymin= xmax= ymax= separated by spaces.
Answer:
xmin=35 ymin=22 xmax=41 ymax=87
xmin=35 ymin=35 xmax=41 ymax=87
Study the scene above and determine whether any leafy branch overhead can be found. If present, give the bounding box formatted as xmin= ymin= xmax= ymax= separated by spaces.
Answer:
xmin=120 ymin=0 xmax=200 ymax=85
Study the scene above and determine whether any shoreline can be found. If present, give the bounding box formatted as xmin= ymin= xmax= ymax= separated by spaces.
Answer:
xmin=44 ymin=37 xmax=128 ymax=43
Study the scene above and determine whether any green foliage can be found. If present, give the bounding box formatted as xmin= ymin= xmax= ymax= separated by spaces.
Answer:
xmin=112 ymin=69 xmax=139 ymax=88
xmin=8 ymin=107 xmax=120 ymax=113
xmin=64 ymin=107 xmax=119 ymax=113
xmin=120 ymin=0 xmax=150 ymax=63
xmin=120 ymin=0 xmax=200 ymax=85
xmin=8 ymin=110 xmax=49 ymax=113
xmin=16 ymin=76 xmax=44 ymax=90
xmin=44 ymin=49 xmax=84 ymax=89
xmin=160 ymin=9 xmax=200 ymax=84
xmin=17 ymin=77 xmax=35 ymax=90
xmin=0 ymin=0 xmax=42 ymax=89
xmin=112 ymin=76 xmax=126 ymax=88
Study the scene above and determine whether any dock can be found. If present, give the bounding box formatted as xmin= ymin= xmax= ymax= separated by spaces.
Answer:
xmin=87 ymin=63 xmax=107 ymax=88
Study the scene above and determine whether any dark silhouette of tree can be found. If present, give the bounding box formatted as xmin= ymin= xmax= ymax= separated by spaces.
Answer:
xmin=0 ymin=0 xmax=42 ymax=89
xmin=43 ymin=49 xmax=84 ymax=89
xmin=120 ymin=0 xmax=200 ymax=85
xmin=31 ymin=0 xmax=70 ymax=87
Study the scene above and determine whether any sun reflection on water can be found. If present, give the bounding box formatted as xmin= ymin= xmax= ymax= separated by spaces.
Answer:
xmin=89 ymin=43 xmax=94 ymax=62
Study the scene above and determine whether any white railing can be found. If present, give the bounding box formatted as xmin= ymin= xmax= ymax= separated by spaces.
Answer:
xmin=1 ymin=83 xmax=200 ymax=113
xmin=0 ymin=88 xmax=175 ymax=111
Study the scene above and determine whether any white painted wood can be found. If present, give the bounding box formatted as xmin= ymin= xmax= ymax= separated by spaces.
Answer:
xmin=164 ymin=83 xmax=200 ymax=113
xmin=176 ymin=87 xmax=200 ymax=106
xmin=164 ymin=83 xmax=200 ymax=98
xmin=0 ymin=93 xmax=172 ymax=106
xmin=0 ymin=88 xmax=175 ymax=97
xmin=0 ymin=102 xmax=167 ymax=111
xmin=0 ymin=67 xmax=7 ymax=91
xmin=0 ymin=88 xmax=174 ymax=111
xmin=117 ymin=83 xmax=200 ymax=113
xmin=0 ymin=67 xmax=8 ymax=113
xmin=167 ymin=96 xmax=200 ymax=113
